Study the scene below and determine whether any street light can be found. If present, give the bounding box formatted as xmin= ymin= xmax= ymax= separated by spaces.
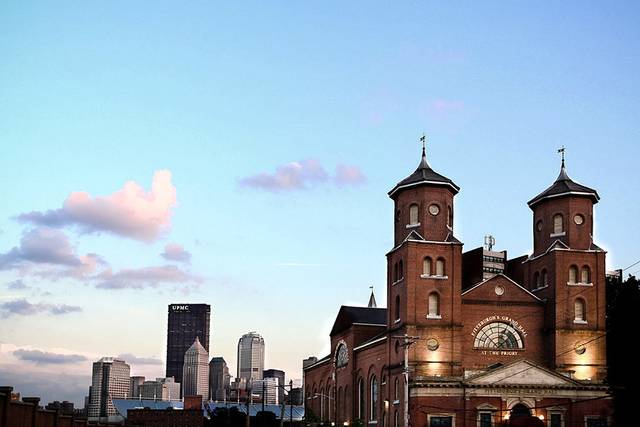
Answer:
xmin=309 ymin=393 xmax=335 ymax=426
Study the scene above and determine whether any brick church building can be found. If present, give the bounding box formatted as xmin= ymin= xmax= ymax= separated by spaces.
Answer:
xmin=303 ymin=145 xmax=612 ymax=427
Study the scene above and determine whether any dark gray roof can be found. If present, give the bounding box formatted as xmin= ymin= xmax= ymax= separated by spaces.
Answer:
xmin=388 ymin=147 xmax=460 ymax=197
xmin=528 ymin=162 xmax=599 ymax=208
xmin=330 ymin=306 xmax=387 ymax=336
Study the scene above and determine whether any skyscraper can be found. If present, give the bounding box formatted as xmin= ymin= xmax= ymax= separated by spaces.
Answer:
xmin=166 ymin=303 xmax=211 ymax=393
xmin=88 ymin=357 xmax=130 ymax=423
xmin=237 ymin=332 xmax=265 ymax=382
xmin=263 ymin=369 xmax=285 ymax=405
xmin=209 ymin=357 xmax=230 ymax=401
xmin=182 ymin=337 xmax=210 ymax=400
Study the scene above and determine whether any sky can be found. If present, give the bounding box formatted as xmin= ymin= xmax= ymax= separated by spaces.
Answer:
xmin=1 ymin=1 xmax=639 ymax=407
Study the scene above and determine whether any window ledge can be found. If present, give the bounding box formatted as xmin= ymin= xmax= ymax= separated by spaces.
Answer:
xmin=550 ymin=232 xmax=566 ymax=237
xmin=567 ymin=282 xmax=593 ymax=287
xmin=573 ymin=319 xmax=588 ymax=324
xmin=392 ymin=278 xmax=404 ymax=286
xmin=368 ymin=422 xmax=378 ymax=425
xmin=393 ymin=400 xmax=400 ymax=405
xmin=420 ymin=274 xmax=448 ymax=280
xmin=394 ymin=318 xmax=401 ymax=324
xmin=405 ymin=223 xmax=420 ymax=229
xmin=426 ymin=314 xmax=442 ymax=319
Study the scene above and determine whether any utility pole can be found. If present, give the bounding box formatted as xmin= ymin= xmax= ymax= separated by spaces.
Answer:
xmin=392 ymin=334 xmax=419 ymax=427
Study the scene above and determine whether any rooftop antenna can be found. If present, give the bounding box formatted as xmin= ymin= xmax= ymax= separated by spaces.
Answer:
xmin=484 ymin=235 xmax=495 ymax=251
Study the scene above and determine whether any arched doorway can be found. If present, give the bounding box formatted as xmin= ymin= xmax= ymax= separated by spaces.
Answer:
xmin=510 ymin=403 xmax=531 ymax=418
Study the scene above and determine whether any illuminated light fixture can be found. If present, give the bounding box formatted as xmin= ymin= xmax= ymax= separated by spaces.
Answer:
xmin=538 ymin=415 xmax=545 ymax=421
xmin=331 ymin=423 xmax=335 ymax=426
xmin=343 ymin=422 xmax=350 ymax=426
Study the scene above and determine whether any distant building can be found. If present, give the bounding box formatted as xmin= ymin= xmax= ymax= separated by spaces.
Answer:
xmin=166 ymin=303 xmax=211 ymax=395
xmin=302 ymin=357 xmax=317 ymax=370
xmin=182 ymin=337 xmax=209 ymax=400
xmin=251 ymin=377 xmax=279 ymax=405
xmin=288 ymin=387 xmax=303 ymax=406
xmin=44 ymin=400 xmax=74 ymax=415
xmin=129 ymin=376 xmax=145 ymax=399
xmin=237 ymin=332 xmax=265 ymax=382
xmin=263 ymin=369 xmax=285 ymax=404
xmin=209 ymin=357 xmax=230 ymax=401
xmin=126 ymin=395 xmax=203 ymax=427
xmin=461 ymin=246 xmax=507 ymax=289
xmin=140 ymin=377 xmax=181 ymax=401
xmin=88 ymin=357 xmax=130 ymax=423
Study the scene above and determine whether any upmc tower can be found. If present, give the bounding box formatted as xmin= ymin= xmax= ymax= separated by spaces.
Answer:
xmin=166 ymin=304 xmax=211 ymax=389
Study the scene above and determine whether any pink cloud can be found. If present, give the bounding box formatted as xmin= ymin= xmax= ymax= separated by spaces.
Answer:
xmin=430 ymin=99 xmax=465 ymax=113
xmin=161 ymin=243 xmax=191 ymax=263
xmin=335 ymin=164 xmax=366 ymax=186
xmin=239 ymin=159 xmax=329 ymax=191
xmin=18 ymin=170 xmax=177 ymax=242
xmin=239 ymin=160 xmax=366 ymax=191
xmin=95 ymin=265 xmax=202 ymax=290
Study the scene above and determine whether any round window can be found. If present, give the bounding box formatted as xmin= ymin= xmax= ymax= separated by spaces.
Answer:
xmin=429 ymin=204 xmax=440 ymax=216
xmin=495 ymin=285 xmax=505 ymax=296
xmin=536 ymin=220 xmax=543 ymax=232
xmin=426 ymin=338 xmax=439 ymax=351
xmin=574 ymin=214 xmax=584 ymax=225
xmin=574 ymin=342 xmax=587 ymax=355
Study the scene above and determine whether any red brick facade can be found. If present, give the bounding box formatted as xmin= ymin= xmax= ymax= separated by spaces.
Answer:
xmin=304 ymin=151 xmax=612 ymax=427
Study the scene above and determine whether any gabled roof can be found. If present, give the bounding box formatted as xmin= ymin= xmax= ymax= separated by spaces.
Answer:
xmin=464 ymin=359 xmax=583 ymax=387
xmin=461 ymin=273 xmax=542 ymax=302
xmin=330 ymin=305 xmax=387 ymax=336
xmin=388 ymin=146 xmax=459 ymax=197
xmin=528 ymin=162 xmax=599 ymax=208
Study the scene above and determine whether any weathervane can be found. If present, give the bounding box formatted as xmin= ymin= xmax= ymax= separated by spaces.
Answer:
xmin=558 ymin=145 xmax=566 ymax=167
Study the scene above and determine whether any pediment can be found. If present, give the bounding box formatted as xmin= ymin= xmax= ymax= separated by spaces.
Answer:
xmin=466 ymin=360 xmax=580 ymax=387
xmin=462 ymin=274 xmax=541 ymax=303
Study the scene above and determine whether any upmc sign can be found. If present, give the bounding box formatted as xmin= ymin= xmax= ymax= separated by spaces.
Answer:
xmin=171 ymin=305 xmax=190 ymax=312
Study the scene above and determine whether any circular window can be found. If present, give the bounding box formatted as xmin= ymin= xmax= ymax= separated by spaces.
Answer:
xmin=426 ymin=338 xmax=439 ymax=351
xmin=428 ymin=204 xmax=440 ymax=216
xmin=495 ymin=285 xmax=505 ymax=296
xmin=575 ymin=342 xmax=587 ymax=355
xmin=574 ymin=214 xmax=584 ymax=225
xmin=536 ymin=220 xmax=543 ymax=232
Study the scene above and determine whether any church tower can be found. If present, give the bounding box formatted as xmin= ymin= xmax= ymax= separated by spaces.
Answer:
xmin=525 ymin=151 xmax=607 ymax=381
xmin=386 ymin=138 xmax=463 ymax=378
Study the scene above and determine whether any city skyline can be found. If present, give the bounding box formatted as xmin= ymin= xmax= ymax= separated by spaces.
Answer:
xmin=2 ymin=1 xmax=640 ymax=408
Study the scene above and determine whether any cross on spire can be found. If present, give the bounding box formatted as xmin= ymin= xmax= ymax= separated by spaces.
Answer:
xmin=558 ymin=145 xmax=566 ymax=168
xmin=420 ymin=133 xmax=427 ymax=153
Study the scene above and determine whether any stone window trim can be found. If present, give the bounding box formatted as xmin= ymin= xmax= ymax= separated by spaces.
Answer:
xmin=573 ymin=319 xmax=588 ymax=325
xmin=567 ymin=281 xmax=593 ymax=287
xmin=426 ymin=314 xmax=442 ymax=319
xmin=394 ymin=318 xmax=401 ymax=324
xmin=392 ymin=399 xmax=400 ymax=405
xmin=405 ymin=223 xmax=421 ymax=229
xmin=420 ymin=274 xmax=449 ymax=280
xmin=392 ymin=278 xmax=404 ymax=286
xmin=427 ymin=413 xmax=456 ymax=427
xmin=550 ymin=232 xmax=566 ymax=238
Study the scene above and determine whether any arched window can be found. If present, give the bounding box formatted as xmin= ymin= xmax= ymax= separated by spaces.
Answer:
xmin=436 ymin=258 xmax=445 ymax=276
xmin=423 ymin=257 xmax=432 ymax=276
xmin=394 ymin=378 xmax=399 ymax=401
xmin=533 ymin=272 xmax=540 ymax=288
xmin=447 ymin=205 xmax=453 ymax=228
xmin=370 ymin=376 xmax=378 ymax=421
xmin=393 ymin=262 xmax=398 ymax=282
xmin=428 ymin=292 xmax=440 ymax=318
xmin=541 ymin=269 xmax=548 ymax=286
xmin=569 ymin=265 xmax=578 ymax=284
xmin=398 ymin=260 xmax=404 ymax=280
xmin=343 ymin=386 xmax=348 ymax=422
xmin=575 ymin=298 xmax=586 ymax=323
xmin=581 ymin=266 xmax=591 ymax=284
xmin=394 ymin=296 xmax=400 ymax=321
xmin=473 ymin=322 xmax=525 ymax=349
xmin=409 ymin=204 xmax=419 ymax=225
xmin=394 ymin=411 xmax=399 ymax=427
xmin=358 ymin=378 xmax=365 ymax=420
xmin=553 ymin=214 xmax=564 ymax=234
xmin=320 ymin=386 xmax=325 ymax=421
xmin=337 ymin=387 xmax=342 ymax=422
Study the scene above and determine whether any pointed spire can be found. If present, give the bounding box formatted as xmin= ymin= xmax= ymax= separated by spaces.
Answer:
xmin=367 ymin=286 xmax=377 ymax=308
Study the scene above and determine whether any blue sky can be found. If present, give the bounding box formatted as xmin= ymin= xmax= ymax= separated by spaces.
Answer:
xmin=1 ymin=1 xmax=639 ymax=405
